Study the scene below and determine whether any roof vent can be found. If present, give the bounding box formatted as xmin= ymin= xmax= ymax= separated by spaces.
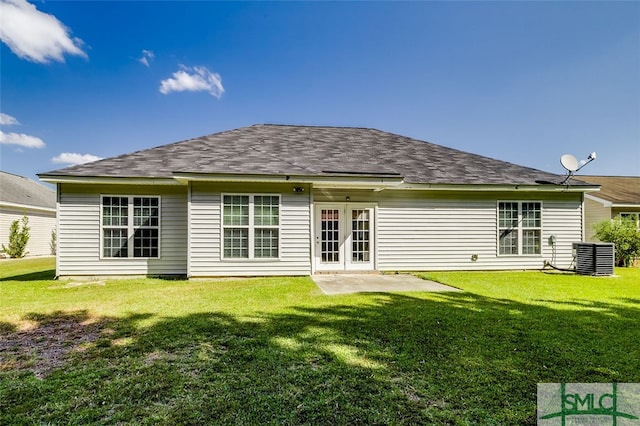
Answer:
xmin=573 ymin=242 xmax=614 ymax=276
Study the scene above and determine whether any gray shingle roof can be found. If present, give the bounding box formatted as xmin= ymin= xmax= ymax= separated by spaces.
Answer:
xmin=1 ymin=171 xmax=56 ymax=209
xmin=39 ymin=124 xmax=586 ymax=186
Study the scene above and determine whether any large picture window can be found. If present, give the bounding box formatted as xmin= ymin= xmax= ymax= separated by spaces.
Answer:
xmin=498 ymin=201 xmax=541 ymax=255
xmin=223 ymin=194 xmax=279 ymax=259
xmin=102 ymin=196 xmax=160 ymax=258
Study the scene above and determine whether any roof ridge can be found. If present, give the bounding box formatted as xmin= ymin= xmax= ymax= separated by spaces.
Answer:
xmin=1 ymin=170 xmax=32 ymax=179
xmin=255 ymin=123 xmax=382 ymax=132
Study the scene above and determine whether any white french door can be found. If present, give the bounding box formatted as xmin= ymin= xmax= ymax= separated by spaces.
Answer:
xmin=314 ymin=204 xmax=375 ymax=272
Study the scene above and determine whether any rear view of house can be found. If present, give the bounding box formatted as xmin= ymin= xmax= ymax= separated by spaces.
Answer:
xmin=1 ymin=171 xmax=56 ymax=257
xmin=38 ymin=124 xmax=599 ymax=278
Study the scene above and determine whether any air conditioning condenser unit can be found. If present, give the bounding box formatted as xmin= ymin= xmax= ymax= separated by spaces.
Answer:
xmin=573 ymin=242 xmax=614 ymax=276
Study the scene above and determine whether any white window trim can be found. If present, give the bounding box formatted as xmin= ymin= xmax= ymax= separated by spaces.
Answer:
xmin=618 ymin=212 xmax=640 ymax=230
xmin=496 ymin=200 xmax=543 ymax=257
xmin=220 ymin=193 xmax=281 ymax=261
xmin=100 ymin=195 xmax=162 ymax=259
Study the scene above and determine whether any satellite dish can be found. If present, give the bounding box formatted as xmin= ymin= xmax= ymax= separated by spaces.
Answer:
xmin=559 ymin=151 xmax=597 ymax=184
xmin=560 ymin=154 xmax=579 ymax=172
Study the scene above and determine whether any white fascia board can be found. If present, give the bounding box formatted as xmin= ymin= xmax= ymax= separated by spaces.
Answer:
xmin=173 ymin=172 xmax=597 ymax=192
xmin=37 ymin=172 xmax=601 ymax=194
xmin=311 ymin=180 xmax=405 ymax=189
xmin=38 ymin=176 xmax=183 ymax=186
xmin=396 ymin=183 xmax=601 ymax=192
xmin=0 ymin=201 xmax=56 ymax=213
xmin=173 ymin=172 xmax=405 ymax=189
xmin=611 ymin=203 xmax=640 ymax=209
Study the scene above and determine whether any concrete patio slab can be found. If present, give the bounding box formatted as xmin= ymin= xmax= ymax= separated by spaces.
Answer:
xmin=312 ymin=273 xmax=461 ymax=295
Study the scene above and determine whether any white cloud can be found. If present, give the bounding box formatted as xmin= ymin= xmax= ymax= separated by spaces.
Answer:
xmin=0 ymin=112 xmax=45 ymax=149
xmin=0 ymin=129 xmax=45 ymax=148
xmin=160 ymin=65 xmax=224 ymax=98
xmin=51 ymin=152 xmax=102 ymax=165
xmin=138 ymin=49 xmax=154 ymax=67
xmin=0 ymin=0 xmax=86 ymax=63
xmin=0 ymin=112 xmax=20 ymax=125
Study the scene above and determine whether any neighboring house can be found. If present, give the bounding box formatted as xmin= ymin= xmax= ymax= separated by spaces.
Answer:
xmin=582 ymin=175 xmax=640 ymax=241
xmin=1 ymin=171 xmax=56 ymax=257
xmin=38 ymin=124 xmax=599 ymax=278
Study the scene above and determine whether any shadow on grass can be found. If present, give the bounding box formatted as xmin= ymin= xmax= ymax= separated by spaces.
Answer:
xmin=0 ymin=269 xmax=56 ymax=281
xmin=1 ymin=292 xmax=639 ymax=424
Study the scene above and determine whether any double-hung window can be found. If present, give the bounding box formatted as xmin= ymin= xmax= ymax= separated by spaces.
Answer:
xmin=102 ymin=196 xmax=160 ymax=258
xmin=223 ymin=195 xmax=279 ymax=259
xmin=619 ymin=213 xmax=640 ymax=230
xmin=498 ymin=201 xmax=541 ymax=255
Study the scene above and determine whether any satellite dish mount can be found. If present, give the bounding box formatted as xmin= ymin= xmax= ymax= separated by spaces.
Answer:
xmin=560 ymin=152 xmax=596 ymax=184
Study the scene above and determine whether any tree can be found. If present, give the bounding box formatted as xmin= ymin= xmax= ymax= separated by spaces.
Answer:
xmin=50 ymin=226 xmax=57 ymax=255
xmin=594 ymin=215 xmax=640 ymax=267
xmin=2 ymin=215 xmax=30 ymax=258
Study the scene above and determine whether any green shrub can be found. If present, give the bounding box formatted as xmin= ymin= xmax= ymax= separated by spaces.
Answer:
xmin=594 ymin=215 xmax=640 ymax=267
xmin=2 ymin=215 xmax=30 ymax=258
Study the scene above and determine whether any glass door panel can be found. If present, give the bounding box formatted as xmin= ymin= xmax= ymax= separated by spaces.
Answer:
xmin=351 ymin=209 xmax=370 ymax=263
xmin=321 ymin=209 xmax=340 ymax=263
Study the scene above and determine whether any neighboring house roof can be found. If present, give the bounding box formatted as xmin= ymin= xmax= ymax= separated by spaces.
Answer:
xmin=39 ymin=124 xmax=594 ymax=187
xmin=581 ymin=175 xmax=640 ymax=206
xmin=0 ymin=171 xmax=56 ymax=211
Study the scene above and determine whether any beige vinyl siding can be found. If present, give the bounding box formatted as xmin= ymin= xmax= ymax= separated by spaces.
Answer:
xmin=0 ymin=207 xmax=56 ymax=256
xmin=584 ymin=197 xmax=612 ymax=242
xmin=57 ymin=184 xmax=187 ymax=276
xmin=315 ymin=189 xmax=583 ymax=271
xmin=189 ymin=182 xmax=311 ymax=276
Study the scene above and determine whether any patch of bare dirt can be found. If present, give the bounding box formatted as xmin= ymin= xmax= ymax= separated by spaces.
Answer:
xmin=49 ymin=280 xmax=106 ymax=289
xmin=0 ymin=311 xmax=108 ymax=379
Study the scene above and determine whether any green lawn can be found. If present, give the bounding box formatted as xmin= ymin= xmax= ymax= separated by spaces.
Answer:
xmin=1 ymin=258 xmax=639 ymax=425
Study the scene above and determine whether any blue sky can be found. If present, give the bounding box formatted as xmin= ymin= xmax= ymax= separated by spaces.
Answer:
xmin=1 ymin=1 xmax=639 ymax=183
